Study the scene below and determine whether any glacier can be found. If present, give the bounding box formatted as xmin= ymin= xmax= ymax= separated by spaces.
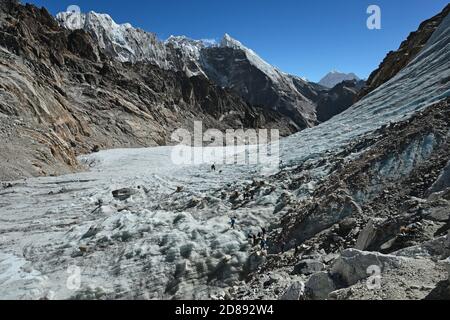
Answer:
xmin=0 ymin=8 xmax=449 ymax=301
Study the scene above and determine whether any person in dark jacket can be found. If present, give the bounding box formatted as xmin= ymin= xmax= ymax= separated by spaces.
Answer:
xmin=230 ymin=216 xmax=237 ymax=229
xmin=260 ymin=239 xmax=268 ymax=251
xmin=262 ymin=227 xmax=267 ymax=236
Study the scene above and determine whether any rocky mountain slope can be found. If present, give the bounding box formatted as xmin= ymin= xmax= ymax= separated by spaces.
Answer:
xmin=358 ymin=4 xmax=450 ymax=100
xmin=0 ymin=0 xmax=296 ymax=181
xmin=319 ymin=71 xmax=360 ymax=89
xmin=316 ymin=79 xmax=365 ymax=122
xmin=56 ymin=11 xmax=360 ymax=130
xmin=200 ymin=35 xmax=319 ymax=129
xmin=0 ymin=0 xmax=367 ymax=181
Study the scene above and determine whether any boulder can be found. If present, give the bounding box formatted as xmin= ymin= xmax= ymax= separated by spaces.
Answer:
xmin=328 ymin=288 xmax=353 ymax=300
xmin=81 ymin=225 xmax=100 ymax=239
xmin=305 ymin=272 xmax=336 ymax=300
xmin=263 ymin=273 xmax=284 ymax=287
xmin=355 ymin=218 xmax=382 ymax=250
xmin=79 ymin=246 xmax=88 ymax=253
xmin=447 ymin=230 xmax=450 ymax=248
xmin=393 ymin=236 xmax=448 ymax=259
xmin=442 ymin=257 xmax=450 ymax=282
xmin=428 ymin=161 xmax=450 ymax=195
xmin=112 ymin=188 xmax=137 ymax=201
xmin=427 ymin=206 xmax=450 ymax=222
xmin=92 ymin=145 xmax=101 ymax=153
xmin=331 ymin=249 xmax=405 ymax=286
xmin=245 ymin=252 xmax=266 ymax=273
xmin=321 ymin=253 xmax=339 ymax=265
xmin=186 ymin=197 xmax=201 ymax=208
xmin=338 ymin=217 xmax=358 ymax=236
xmin=280 ymin=281 xmax=305 ymax=300
xmin=2 ymin=183 xmax=13 ymax=189
xmin=355 ymin=215 xmax=421 ymax=252
xmin=293 ymin=259 xmax=325 ymax=275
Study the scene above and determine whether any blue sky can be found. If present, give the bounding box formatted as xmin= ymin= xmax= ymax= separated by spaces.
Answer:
xmin=24 ymin=0 xmax=448 ymax=82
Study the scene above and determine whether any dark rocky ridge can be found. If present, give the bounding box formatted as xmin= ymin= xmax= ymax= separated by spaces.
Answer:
xmin=199 ymin=38 xmax=365 ymax=130
xmin=200 ymin=46 xmax=318 ymax=130
xmin=56 ymin=11 xmax=363 ymax=131
xmin=316 ymin=80 xmax=365 ymax=122
xmin=357 ymin=4 xmax=450 ymax=100
xmin=0 ymin=0 xmax=297 ymax=180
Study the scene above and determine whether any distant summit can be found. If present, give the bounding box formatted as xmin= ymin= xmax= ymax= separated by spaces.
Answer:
xmin=318 ymin=71 xmax=360 ymax=88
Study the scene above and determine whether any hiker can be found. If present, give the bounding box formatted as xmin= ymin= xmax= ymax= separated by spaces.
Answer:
xmin=252 ymin=234 xmax=259 ymax=247
xmin=294 ymin=245 xmax=300 ymax=256
xmin=230 ymin=216 xmax=237 ymax=229
xmin=262 ymin=227 xmax=267 ymax=236
xmin=211 ymin=163 xmax=216 ymax=171
xmin=260 ymin=238 xmax=267 ymax=251
xmin=247 ymin=233 xmax=255 ymax=241
xmin=281 ymin=241 xmax=287 ymax=253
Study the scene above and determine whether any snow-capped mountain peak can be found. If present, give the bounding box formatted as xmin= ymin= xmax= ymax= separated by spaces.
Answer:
xmin=57 ymin=10 xmax=174 ymax=66
xmin=219 ymin=33 xmax=284 ymax=83
xmin=319 ymin=71 xmax=360 ymax=88
xmin=165 ymin=35 xmax=206 ymax=59
xmin=56 ymin=10 xmax=293 ymax=87
xmin=55 ymin=10 xmax=337 ymax=128
xmin=57 ymin=11 xmax=128 ymax=31
xmin=220 ymin=33 xmax=245 ymax=49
